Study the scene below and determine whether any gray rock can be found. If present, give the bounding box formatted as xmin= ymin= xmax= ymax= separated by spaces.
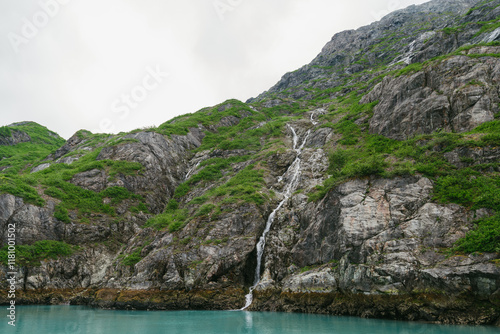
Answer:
xmin=0 ymin=129 xmax=31 ymax=146
xmin=31 ymin=163 xmax=51 ymax=173
xmin=364 ymin=54 xmax=499 ymax=139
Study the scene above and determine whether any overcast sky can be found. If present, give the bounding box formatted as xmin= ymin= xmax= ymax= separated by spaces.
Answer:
xmin=1 ymin=0 xmax=430 ymax=139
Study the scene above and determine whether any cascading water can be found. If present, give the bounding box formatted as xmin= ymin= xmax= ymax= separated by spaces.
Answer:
xmin=184 ymin=162 xmax=201 ymax=181
xmin=241 ymin=125 xmax=310 ymax=311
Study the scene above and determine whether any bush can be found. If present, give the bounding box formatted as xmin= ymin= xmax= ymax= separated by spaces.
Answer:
xmin=345 ymin=156 xmax=387 ymax=177
xmin=0 ymin=126 xmax=12 ymax=137
xmin=144 ymin=209 xmax=188 ymax=232
xmin=174 ymin=183 xmax=190 ymax=198
xmin=121 ymin=249 xmax=143 ymax=266
xmin=196 ymin=204 xmax=216 ymax=217
xmin=433 ymin=169 xmax=500 ymax=211
xmin=0 ymin=176 xmax=44 ymax=206
xmin=54 ymin=204 xmax=71 ymax=223
xmin=453 ymin=215 xmax=500 ymax=253
xmin=0 ymin=240 xmax=76 ymax=266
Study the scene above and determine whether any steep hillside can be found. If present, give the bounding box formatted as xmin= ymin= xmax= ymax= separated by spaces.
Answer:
xmin=1 ymin=0 xmax=500 ymax=325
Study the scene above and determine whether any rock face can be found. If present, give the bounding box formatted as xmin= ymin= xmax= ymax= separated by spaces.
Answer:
xmin=0 ymin=129 xmax=31 ymax=146
xmin=363 ymin=48 xmax=500 ymax=139
xmin=259 ymin=176 xmax=499 ymax=298
xmin=62 ymin=129 xmax=205 ymax=213
xmin=1 ymin=0 xmax=500 ymax=327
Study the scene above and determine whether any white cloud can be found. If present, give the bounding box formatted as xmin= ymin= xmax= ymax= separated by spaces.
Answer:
xmin=0 ymin=0 xmax=430 ymax=139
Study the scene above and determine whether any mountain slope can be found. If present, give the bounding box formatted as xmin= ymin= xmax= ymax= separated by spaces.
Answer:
xmin=1 ymin=0 xmax=500 ymax=325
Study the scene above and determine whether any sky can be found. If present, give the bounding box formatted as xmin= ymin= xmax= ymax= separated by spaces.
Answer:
xmin=1 ymin=0 xmax=430 ymax=139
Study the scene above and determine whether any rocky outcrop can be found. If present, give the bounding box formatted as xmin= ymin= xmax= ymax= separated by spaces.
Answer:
xmin=259 ymin=177 xmax=499 ymax=296
xmin=1 ymin=173 xmax=498 ymax=324
xmin=444 ymin=146 xmax=500 ymax=169
xmin=69 ymin=129 xmax=205 ymax=213
xmin=252 ymin=0 xmax=500 ymax=104
xmin=0 ymin=193 xmax=141 ymax=246
xmin=363 ymin=48 xmax=500 ymax=140
xmin=0 ymin=129 xmax=31 ymax=146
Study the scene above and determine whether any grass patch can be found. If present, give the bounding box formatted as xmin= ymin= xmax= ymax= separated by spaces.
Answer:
xmin=0 ymin=240 xmax=77 ymax=266
xmin=121 ymin=248 xmax=143 ymax=266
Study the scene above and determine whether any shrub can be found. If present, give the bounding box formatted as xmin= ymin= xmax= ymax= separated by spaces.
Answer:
xmin=453 ymin=215 xmax=500 ymax=253
xmin=144 ymin=209 xmax=188 ymax=232
xmin=196 ymin=204 xmax=216 ymax=217
xmin=121 ymin=249 xmax=143 ymax=266
xmin=54 ymin=204 xmax=71 ymax=223
xmin=0 ymin=126 xmax=12 ymax=138
xmin=0 ymin=240 xmax=76 ymax=266
xmin=433 ymin=169 xmax=500 ymax=211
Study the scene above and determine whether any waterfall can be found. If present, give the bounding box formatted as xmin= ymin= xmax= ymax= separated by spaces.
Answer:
xmin=310 ymin=108 xmax=325 ymax=126
xmin=184 ymin=162 xmax=201 ymax=181
xmin=241 ymin=125 xmax=310 ymax=311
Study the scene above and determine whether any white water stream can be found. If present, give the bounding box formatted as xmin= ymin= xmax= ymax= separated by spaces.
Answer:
xmin=241 ymin=125 xmax=310 ymax=310
xmin=184 ymin=162 xmax=201 ymax=181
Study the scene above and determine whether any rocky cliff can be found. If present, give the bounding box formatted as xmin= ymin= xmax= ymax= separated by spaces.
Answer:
xmin=1 ymin=0 xmax=500 ymax=326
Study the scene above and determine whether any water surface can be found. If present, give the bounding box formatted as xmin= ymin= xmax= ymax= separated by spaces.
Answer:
xmin=1 ymin=306 xmax=498 ymax=334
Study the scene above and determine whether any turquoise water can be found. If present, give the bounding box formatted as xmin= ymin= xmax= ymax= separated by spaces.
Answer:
xmin=0 ymin=306 xmax=498 ymax=334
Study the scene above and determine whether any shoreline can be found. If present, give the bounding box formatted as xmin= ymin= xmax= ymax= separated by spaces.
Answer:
xmin=1 ymin=288 xmax=499 ymax=326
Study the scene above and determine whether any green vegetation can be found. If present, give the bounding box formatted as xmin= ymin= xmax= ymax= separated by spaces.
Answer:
xmin=188 ymin=156 xmax=251 ymax=185
xmin=121 ymin=248 xmax=144 ymax=266
xmin=306 ymin=87 xmax=500 ymax=254
xmin=1 ymin=3 xmax=499 ymax=260
xmin=202 ymin=165 xmax=267 ymax=206
xmin=453 ymin=215 xmax=500 ymax=253
xmin=144 ymin=208 xmax=188 ymax=232
xmin=0 ymin=240 xmax=77 ymax=266
xmin=395 ymin=63 xmax=423 ymax=77
xmin=8 ymin=122 xmax=64 ymax=146
xmin=0 ymin=126 xmax=147 ymax=221
xmin=0 ymin=175 xmax=45 ymax=206
xmin=434 ymin=169 xmax=500 ymax=211
xmin=145 ymin=163 xmax=267 ymax=231
xmin=475 ymin=16 xmax=500 ymax=37
xmin=26 ymin=149 xmax=146 ymax=221
xmin=155 ymin=99 xmax=254 ymax=137
xmin=0 ymin=126 xmax=12 ymax=137
xmin=0 ymin=123 xmax=65 ymax=175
